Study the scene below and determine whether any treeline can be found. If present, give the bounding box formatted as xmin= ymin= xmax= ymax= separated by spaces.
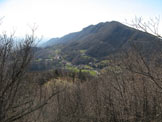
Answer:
xmin=21 ymin=44 xmax=162 ymax=122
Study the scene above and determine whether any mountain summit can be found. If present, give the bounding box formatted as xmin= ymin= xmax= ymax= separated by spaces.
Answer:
xmin=36 ymin=21 xmax=161 ymax=69
xmin=42 ymin=21 xmax=159 ymax=56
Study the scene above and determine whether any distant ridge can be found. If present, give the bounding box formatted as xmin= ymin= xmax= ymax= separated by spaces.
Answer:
xmin=38 ymin=21 xmax=162 ymax=65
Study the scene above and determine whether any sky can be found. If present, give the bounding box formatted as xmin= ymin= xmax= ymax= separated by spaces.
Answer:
xmin=0 ymin=0 xmax=162 ymax=40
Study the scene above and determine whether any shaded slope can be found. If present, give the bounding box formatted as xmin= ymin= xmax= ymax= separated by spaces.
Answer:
xmin=40 ymin=21 xmax=162 ymax=65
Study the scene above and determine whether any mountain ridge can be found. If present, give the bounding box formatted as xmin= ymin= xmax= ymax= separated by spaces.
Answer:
xmin=34 ymin=21 xmax=162 ymax=70
xmin=41 ymin=21 xmax=125 ymax=47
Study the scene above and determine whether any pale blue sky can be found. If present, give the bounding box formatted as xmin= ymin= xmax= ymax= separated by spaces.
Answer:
xmin=0 ymin=0 xmax=161 ymax=39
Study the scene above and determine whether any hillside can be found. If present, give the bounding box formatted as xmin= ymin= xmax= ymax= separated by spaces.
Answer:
xmin=34 ymin=21 xmax=162 ymax=71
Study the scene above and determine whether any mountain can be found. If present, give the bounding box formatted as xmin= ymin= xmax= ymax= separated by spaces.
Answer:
xmin=34 ymin=21 xmax=162 ymax=71
xmin=40 ymin=38 xmax=60 ymax=47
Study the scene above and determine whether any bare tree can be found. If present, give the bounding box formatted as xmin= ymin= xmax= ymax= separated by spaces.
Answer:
xmin=126 ymin=16 xmax=162 ymax=38
xmin=0 ymin=26 xmax=63 ymax=122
